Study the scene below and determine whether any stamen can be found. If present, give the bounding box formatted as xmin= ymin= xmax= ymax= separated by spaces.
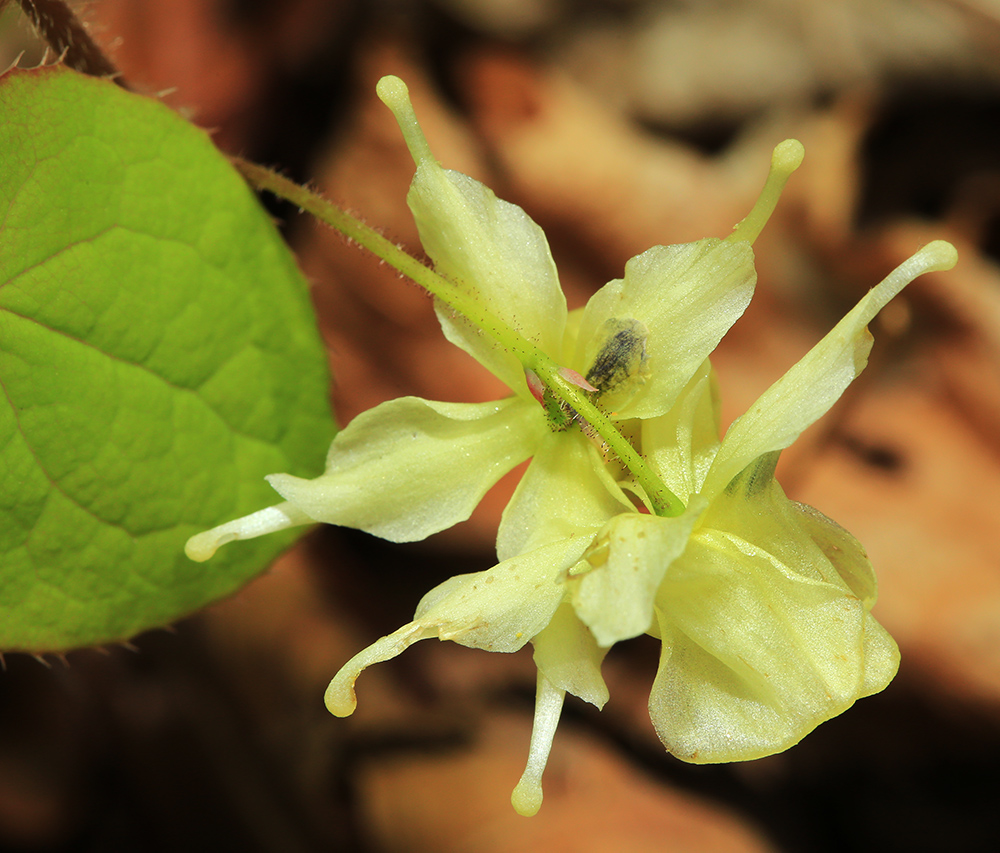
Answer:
xmin=376 ymin=75 xmax=436 ymax=168
xmin=184 ymin=501 xmax=315 ymax=562
xmin=728 ymin=139 xmax=805 ymax=246
xmin=511 ymin=671 xmax=566 ymax=817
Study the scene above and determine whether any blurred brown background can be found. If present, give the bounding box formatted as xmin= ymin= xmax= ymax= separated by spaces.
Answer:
xmin=3 ymin=1 xmax=1000 ymax=850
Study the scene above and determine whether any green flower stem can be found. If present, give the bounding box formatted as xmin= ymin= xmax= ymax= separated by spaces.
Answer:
xmin=232 ymin=158 xmax=684 ymax=517
xmin=541 ymin=369 xmax=686 ymax=517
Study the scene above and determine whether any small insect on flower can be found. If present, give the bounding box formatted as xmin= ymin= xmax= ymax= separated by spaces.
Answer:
xmin=186 ymin=75 xmax=957 ymax=816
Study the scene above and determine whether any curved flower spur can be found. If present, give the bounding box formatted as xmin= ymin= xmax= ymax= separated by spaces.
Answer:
xmin=186 ymin=76 xmax=958 ymax=815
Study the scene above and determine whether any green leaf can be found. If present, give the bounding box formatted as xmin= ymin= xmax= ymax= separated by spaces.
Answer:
xmin=0 ymin=66 xmax=333 ymax=652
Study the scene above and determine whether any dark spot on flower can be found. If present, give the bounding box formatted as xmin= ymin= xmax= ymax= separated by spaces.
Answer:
xmin=586 ymin=318 xmax=648 ymax=395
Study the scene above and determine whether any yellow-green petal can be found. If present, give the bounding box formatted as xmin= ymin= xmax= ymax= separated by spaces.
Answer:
xmin=326 ymin=534 xmax=587 ymax=718
xmin=642 ymin=358 xmax=721 ymax=501
xmin=573 ymin=238 xmax=755 ymax=420
xmin=532 ymin=600 xmax=609 ymax=708
xmin=411 ymin=535 xmax=589 ymax=652
xmin=570 ymin=501 xmax=704 ymax=648
xmin=497 ymin=429 xmax=632 ymax=561
xmin=648 ymin=462 xmax=899 ymax=762
xmin=377 ymin=76 xmax=567 ymax=394
xmin=650 ymin=537 xmax=872 ymax=762
xmin=268 ymin=396 xmax=545 ymax=542
xmin=415 ymin=168 xmax=567 ymax=394
xmin=703 ymin=241 xmax=958 ymax=497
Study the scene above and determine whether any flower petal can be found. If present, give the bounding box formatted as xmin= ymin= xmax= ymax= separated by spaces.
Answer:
xmin=415 ymin=170 xmax=568 ymax=393
xmin=570 ymin=500 xmax=705 ymax=648
xmin=532 ymin=600 xmax=609 ymax=708
xmin=790 ymin=500 xmax=877 ymax=608
xmin=574 ymin=238 xmax=755 ymax=420
xmin=267 ymin=396 xmax=545 ymax=542
xmin=702 ymin=240 xmax=958 ymax=497
xmin=412 ymin=535 xmax=589 ymax=653
xmin=642 ymin=358 xmax=721 ymax=501
xmin=496 ymin=430 xmax=632 ymax=562
xmin=326 ymin=534 xmax=586 ymax=718
xmin=650 ymin=544 xmax=868 ymax=762
xmin=648 ymin=462 xmax=899 ymax=762
xmin=377 ymin=77 xmax=566 ymax=393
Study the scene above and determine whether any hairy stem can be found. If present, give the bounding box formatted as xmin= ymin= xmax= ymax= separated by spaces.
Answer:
xmin=233 ymin=158 xmax=685 ymax=517
xmin=15 ymin=0 xmax=120 ymax=79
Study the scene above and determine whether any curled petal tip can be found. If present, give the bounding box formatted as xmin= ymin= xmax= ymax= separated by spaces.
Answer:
xmin=184 ymin=531 xmax=225 ymax=562
xmin=916 ymin=239 xmax=958 ymax=272
xmin=324 ymin=623 xmax=432 ymax=718
xmin=324 ymin=673 xmax=359 ymax=718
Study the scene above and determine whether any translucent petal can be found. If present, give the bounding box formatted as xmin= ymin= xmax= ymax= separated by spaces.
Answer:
xmin=411 ymin=167 xmax=567 ymax=394
xmin=650 ymin=537 xmax=868 ymax=762
xmin=573 ymin=238 xmax=755 ymax=420
xmin=496 ymin=430 xmax=632 ymax=562
xmin=570 ymin=502 xmax=704 ymax=648
xmin=703 ymin=241 xmax=958 ymax=497
xmin=791 ymin=500 xmax=878 ymax=608
xmin=378 ymin=75 xmax=567 ymax=393
xmin=266 ymin=396 xmax=545 ymax=543
xmin=532 ymin=600 xmax=609 ymax=708
xmin=648 ymin=463 xmax=898 ymax=762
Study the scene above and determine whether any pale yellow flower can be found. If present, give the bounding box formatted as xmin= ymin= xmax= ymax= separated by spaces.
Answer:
xmin=186 ymin=75 xmax=957 ymax=815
